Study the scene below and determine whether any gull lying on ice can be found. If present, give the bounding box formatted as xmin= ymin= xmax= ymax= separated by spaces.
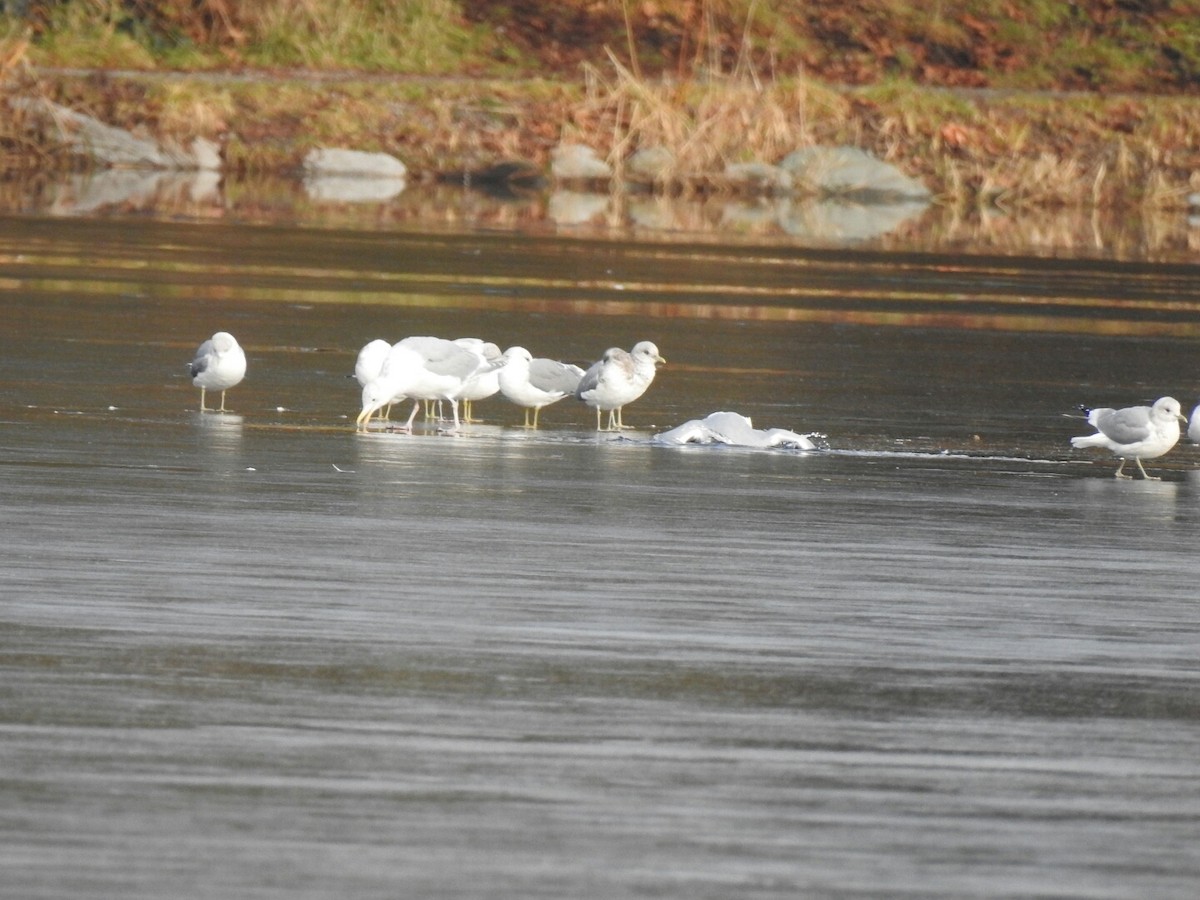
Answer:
xmin=653 ymin=411 xmax=817 ymax=450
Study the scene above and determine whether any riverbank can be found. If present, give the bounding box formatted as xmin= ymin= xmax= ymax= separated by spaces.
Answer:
xmin=6 ymin=63 xmax=1200 ymax=211
xmin=2 ymin=2 xmax=1200 ymax=220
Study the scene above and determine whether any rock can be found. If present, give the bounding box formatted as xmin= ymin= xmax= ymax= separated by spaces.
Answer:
xmin=626 ymin=146 xmax=675 ymax=183
xmin=10 ymin=97 xmax=220 ymax=170
xmin=301 ymin=148 xmax=408 ymax=203
xmin=302 ymin=148 xmax=407 ymax=180
xmin=723 ymin=162 xmax=794 ymax=195
xmin=551 ymin=144 xmax=612 ymax=181
xmin=780 ymin=146 xmax=930 ymax=200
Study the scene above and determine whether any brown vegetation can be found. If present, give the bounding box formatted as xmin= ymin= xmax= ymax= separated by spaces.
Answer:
xmin=2 ymin=1 xmax=1200 ymax=214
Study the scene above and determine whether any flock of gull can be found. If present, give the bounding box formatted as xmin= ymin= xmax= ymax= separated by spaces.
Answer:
xmin=189 ymin=331 xmax=1200 ymax=475
xmin=189 ymin=330 xmax=670 ymax=434
xmin=351 ymin=335 xmax=666 ymax=433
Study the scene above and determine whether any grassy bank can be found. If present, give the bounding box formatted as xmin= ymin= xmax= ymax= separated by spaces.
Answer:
xmin=2 ymin=1 xmax=1200 ymax=212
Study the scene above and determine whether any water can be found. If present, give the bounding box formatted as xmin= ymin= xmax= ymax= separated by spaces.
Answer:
xmin=2 ymin=214 xmax=1199 ymax=898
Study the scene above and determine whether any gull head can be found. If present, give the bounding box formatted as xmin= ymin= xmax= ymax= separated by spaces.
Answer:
xmin=631 ymin=340 xmax=666 ymax=368
xmin=211 ymin=331 xmax=239 ymax=354
xmin=356 ymin=380 xmax=393 ymax=426
xmin=1152 ymin=396 xmax=1185 ymax=425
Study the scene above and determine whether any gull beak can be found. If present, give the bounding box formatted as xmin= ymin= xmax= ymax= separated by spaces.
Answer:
xmin=656 ymin=354 xmax=667 ymax=366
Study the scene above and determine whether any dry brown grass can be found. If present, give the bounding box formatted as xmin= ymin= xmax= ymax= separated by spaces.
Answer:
xmin=574 ymin=52 xmax=850 ymax=189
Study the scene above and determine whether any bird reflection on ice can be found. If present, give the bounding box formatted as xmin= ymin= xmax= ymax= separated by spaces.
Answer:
xmin=652 ymin=411 xmax=821 ymax=451
xmin=192 ymin=410 xmax=244 ymax=457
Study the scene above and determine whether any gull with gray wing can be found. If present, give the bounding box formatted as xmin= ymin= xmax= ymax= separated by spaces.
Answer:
xmin=575 ymin=340 xmax=666 ymax=431
xmin=498 ymin=346 xmax=585 ymax=429
xmin=188 ymin=331 xmax=246 ymax=412
xmin=1070 ymin=396 xmax=1185 ymax=479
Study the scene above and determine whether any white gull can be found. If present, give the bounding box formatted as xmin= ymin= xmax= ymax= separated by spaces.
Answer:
xmin=654 ymin=411 xmax=817 ymax=450
xmin=188 ymin=331 xmax=246 ymax=412
xmin=498 ymin=346 xmax=585 ymax=429
xmin=575 ymin=340 xmax=665 ymax=431
xmin=1070 ymin=396 xmax=1185 ymax=479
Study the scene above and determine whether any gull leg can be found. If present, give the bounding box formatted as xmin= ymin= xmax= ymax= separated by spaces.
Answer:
xmin=1134 ymin=457 xmax=1159 ymax=480
xmin=218 ymin=390 xmax=229 ymax=412
xmin=531 ymin=406 xmax=540 ymax=430
xmin=595 ymin=407 xmax=602 ymax=431
xmin=199 ymin=387 xmax=209 ymax=411
xmin=1113 ymin=458 xmax=1132 ymax=479
xmin=448 ymin=399 xmax=462 ymax=432
xmin=403 ymin=401 xmax=421 ymax=431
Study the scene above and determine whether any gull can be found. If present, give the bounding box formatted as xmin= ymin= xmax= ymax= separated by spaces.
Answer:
xmin=1189 ymin=403 xmax=1200 ymax=443
xmin=575 ymin=340 xmax=666 ymax=431
xmin=188 ymin=331 xmax=246 ymax=412
xmin=357 ymin=336 xmax=490 ymax=431
xmin=498 ymin=346 xmax=585 ymax=429
xmin=1070 ymin=396 xmax=1185 ymax=479
xmin=654 ymin=411 xmax=817 ymax=450
xmin=354 ymin=338 xmax=393 ymax=417
xmin=453 ymin=338 xmax=505 ymax=423
xmin=355 ymin=339 xmax=391 ymax=386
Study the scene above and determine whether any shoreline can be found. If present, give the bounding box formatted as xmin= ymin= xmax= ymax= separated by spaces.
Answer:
xmin=3 ymin=60 xmax=1200 ymax=262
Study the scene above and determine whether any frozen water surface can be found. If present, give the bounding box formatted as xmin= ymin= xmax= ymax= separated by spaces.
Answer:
xmin=1 ymin=216 xmax=1199 ymax=898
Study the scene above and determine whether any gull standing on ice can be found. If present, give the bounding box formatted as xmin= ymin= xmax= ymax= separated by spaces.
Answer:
xmin=189 ymin=331 xmax=246 ymax=412
xmin=355 ymin=339 xmax=391 ymax=386
xmin=354 ymin=338 xmax=393 ymax=417
xmin=453 ymin=338 xmax=505 ymax=423
xmin=498 ymin=346 xmax=585 ymax=429
xmin=575 ymin=340 xmax=666 ymax=431
xmin=1188 ymin=403 xmax=1200 ymax=443
xmin=357 ymin=336 xmax=491 ymax=431
xmin=1070 ymin=396 xmax=1186 ymax=479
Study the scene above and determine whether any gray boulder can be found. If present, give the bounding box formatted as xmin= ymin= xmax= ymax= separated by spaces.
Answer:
xmin=302 ymin=148 xmax=407 ymax=179
xmin=551 ymin=144 xmax=612 ymax=181
xmin=11 ymin=97 xmax=220 ymax=170
xmin=781 ymin=146 xmax=930 ymax=201
xmin=301 ymin=148 xmax=408 ymax=203
xmin=626 ymin=146 xmax=675 ymax=183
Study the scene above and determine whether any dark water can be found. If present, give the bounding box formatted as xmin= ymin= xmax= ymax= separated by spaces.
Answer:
xmin=2 ymin=216 xmax=1199 ymax=898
